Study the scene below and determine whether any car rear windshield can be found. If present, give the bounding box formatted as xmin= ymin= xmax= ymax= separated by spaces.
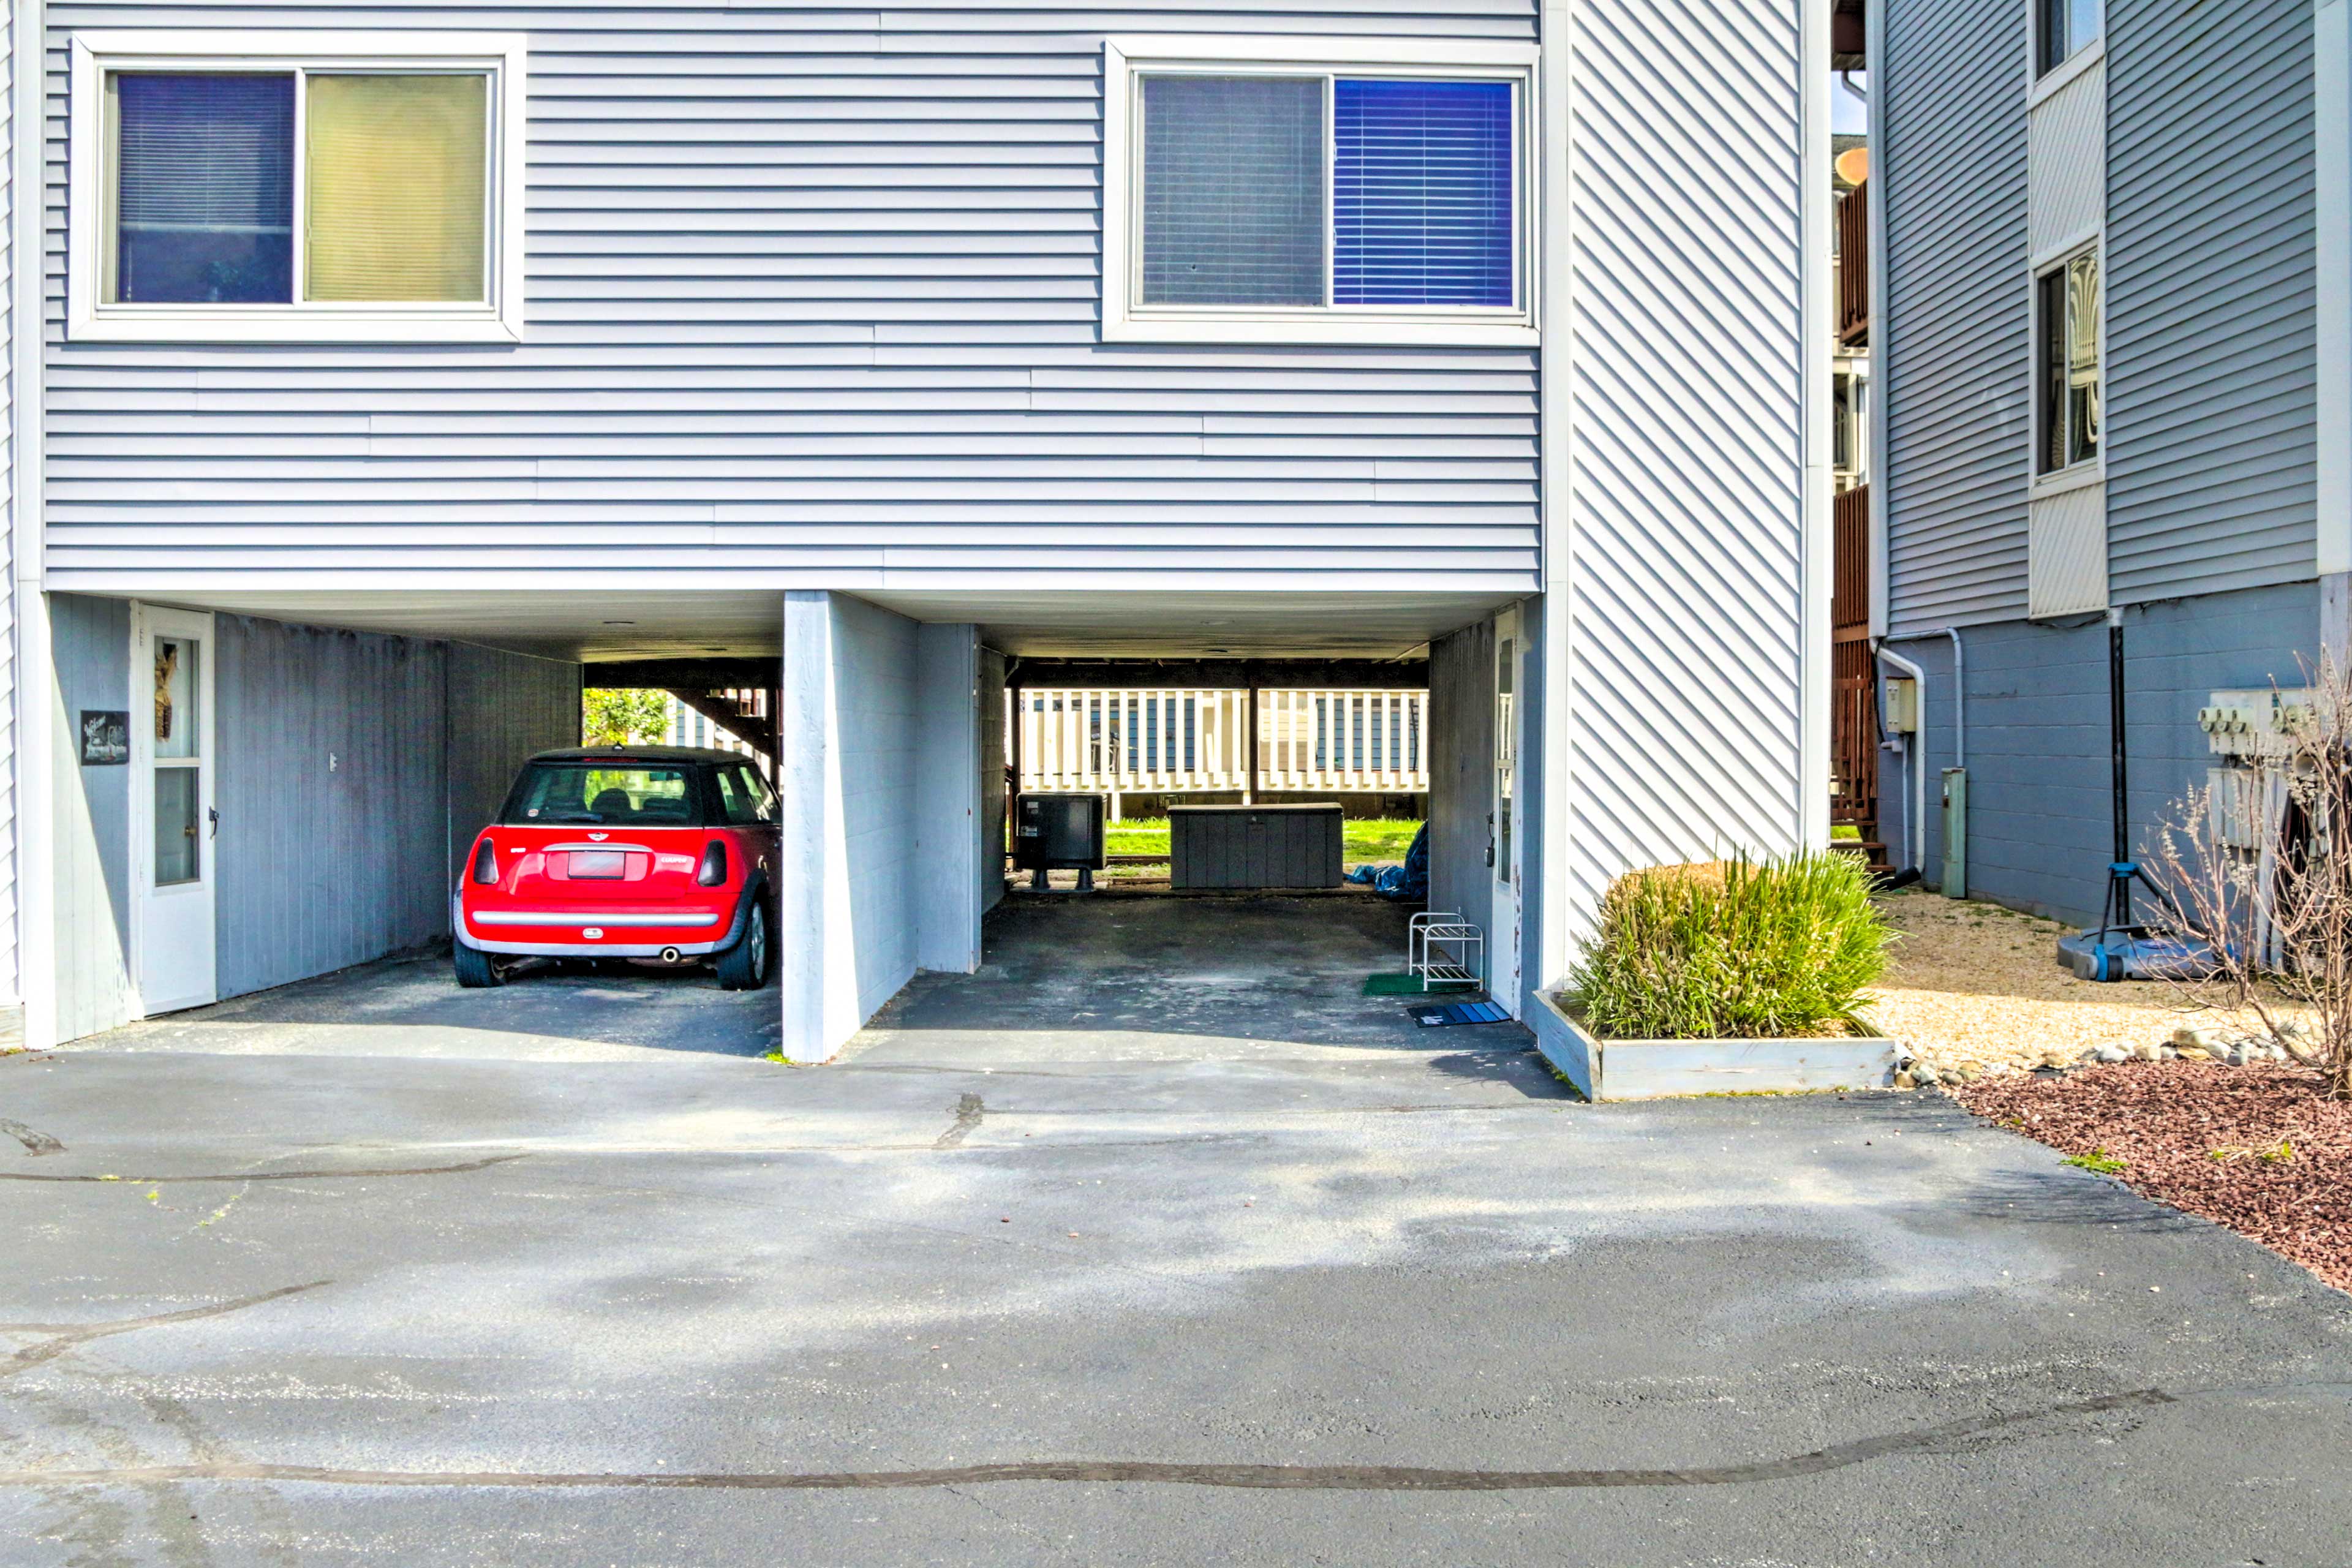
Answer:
xmin=502 ymin=764 xmax=704 ymax=827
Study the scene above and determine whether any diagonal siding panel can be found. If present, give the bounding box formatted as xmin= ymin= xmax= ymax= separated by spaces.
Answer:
xmin=1565 ymin=0 xmax=1807 ymax=914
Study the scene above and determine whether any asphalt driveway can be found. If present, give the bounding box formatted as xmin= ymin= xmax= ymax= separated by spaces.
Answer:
xmin=4 ymin=909 xmax=2351 ymax=1563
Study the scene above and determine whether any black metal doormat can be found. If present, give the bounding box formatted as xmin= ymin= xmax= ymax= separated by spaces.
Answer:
xmin=1406 ymin=1000 xmax=1510 ymax=1027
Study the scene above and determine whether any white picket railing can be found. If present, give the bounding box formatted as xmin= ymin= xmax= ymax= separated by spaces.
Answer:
xmin=1012 ymin=688 xmax=1428 ymax=800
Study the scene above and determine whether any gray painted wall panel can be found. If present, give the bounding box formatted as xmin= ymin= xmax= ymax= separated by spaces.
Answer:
xmin=48 ymin=594 xmax=132 ymax=1042
xmin=446 ymin=643 xmax=583 ymax=886
xmin=39 ymin=4 xmax=1542 ymax=594
xmin=1880 ymin=582 xmax=2319 ymax=925
xmin=214 ymin=618 xmax=448 ymax=1000
xmin=1426 ymin=619 xmax=1493 ymax=962
xmin=1882 ymin=0 xmax=2031 ymax=633
xmin=2105 ymin=0 xmax=2317 ymax=601
xmin=978 ymin=646 xmax=1006 ymax=918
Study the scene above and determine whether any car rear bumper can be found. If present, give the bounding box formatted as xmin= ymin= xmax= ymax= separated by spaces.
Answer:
xmin=453 ymin=889 xmax=753 ymax=958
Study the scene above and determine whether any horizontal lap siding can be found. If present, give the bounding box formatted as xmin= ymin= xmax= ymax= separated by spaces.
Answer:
xmin=1882 ymin=0 xmax=2028 ymax=633
xmin=2105 ymin=0 xmax=2316 ymax=601
xmin=40 ymin=4 xmax=1540 ymax=592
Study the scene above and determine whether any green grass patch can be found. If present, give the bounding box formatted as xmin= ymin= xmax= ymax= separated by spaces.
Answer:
xmin=1564 ymin=852 xmax=1892 ymax=1041
xmin=2063 ymin=1148 xmax=2128 ymax=1175
xmin=1103 ymin=816 xmax=1421 ymax=862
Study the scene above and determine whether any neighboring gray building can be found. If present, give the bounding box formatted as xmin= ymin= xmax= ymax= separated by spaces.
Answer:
xmin=9 ymin=4 xmax=1833 ymax=1070
xmin=1868 ymin=0 xmax=2352 ymax=924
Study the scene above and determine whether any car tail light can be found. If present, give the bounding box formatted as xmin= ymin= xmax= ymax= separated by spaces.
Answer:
xmin=697 ymin=840 xmax=728 ymax=888
xmin=471 ymin=839 xmax=499 ymax=884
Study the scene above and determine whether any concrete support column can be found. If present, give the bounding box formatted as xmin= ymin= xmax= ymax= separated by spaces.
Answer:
xmin=778 ymin=591 xmax=981 ymax=1062
xmin=915 ymin=622 xmax=984 ymax=974
xmin=778 ymin=591 xmax=851 ymax=1061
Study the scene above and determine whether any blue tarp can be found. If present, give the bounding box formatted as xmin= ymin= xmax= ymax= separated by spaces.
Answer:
xmin=1345 ymin=822 xmax=1430 ymax=901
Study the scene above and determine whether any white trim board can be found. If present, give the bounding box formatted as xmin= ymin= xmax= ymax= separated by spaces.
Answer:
xmin=66 ymin=30 xmax=528 ymax=345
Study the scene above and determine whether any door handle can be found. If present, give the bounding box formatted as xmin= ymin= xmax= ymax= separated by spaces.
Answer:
xmin=209 ymin=807 xmax=219 ymax=840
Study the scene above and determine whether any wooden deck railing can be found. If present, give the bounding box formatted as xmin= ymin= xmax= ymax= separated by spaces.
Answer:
xmin=1838 ymin=178 xmax=1869 ymax=345
xmin=1013 ymin=687 xmax=1429 ymax=804
xmin=1830 ymin=483 xmax=1877 ymax=835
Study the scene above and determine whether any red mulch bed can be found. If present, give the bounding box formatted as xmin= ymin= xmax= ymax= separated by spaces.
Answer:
xmin=1951 ymin=1060 xmax=2352 ymax=1295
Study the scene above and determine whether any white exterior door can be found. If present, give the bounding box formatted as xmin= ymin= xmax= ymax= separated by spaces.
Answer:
xmin=1491 ymin=607 xmax=1522 ymax=1016
xmin=130 ymin=604 xmax=218 ymax=1016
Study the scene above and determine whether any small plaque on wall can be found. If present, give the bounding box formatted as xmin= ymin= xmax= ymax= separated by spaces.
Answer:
xmin=79 ymin=710 xmax=128 ymax=766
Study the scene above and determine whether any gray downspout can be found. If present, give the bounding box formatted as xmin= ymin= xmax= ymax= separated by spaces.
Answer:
xmin=1873 ymin=641 xmax=1926 ymax=873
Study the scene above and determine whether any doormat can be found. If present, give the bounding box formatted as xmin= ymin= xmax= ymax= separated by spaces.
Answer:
xmin=1407 ymin=1000 xmax=1512 ymax=1027
xmin=1363 ymin=971 xmax=1475 ymax=995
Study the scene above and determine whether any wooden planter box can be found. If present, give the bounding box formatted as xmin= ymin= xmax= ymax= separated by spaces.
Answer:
xmin=1527 ymin=992 xmax=1898 ymax=1102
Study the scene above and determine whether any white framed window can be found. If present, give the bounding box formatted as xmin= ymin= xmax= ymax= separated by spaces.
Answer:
xmin=2035 ymin=0 xmax=2103 ymax=78
xmin=1101 ymin=35 xmax=1539 ymax=347
xmin=2033 ymin=243 xmax=2101 ymax=480
xmin=68 ymin=31 xmax=526 ymax=344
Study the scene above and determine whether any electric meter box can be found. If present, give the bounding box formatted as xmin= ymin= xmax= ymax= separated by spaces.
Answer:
xmin=1882 ymin=677 xmax=1919 ymax=734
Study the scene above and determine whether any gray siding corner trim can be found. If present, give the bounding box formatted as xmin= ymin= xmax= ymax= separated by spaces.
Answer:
xmin=1883 ymin=0 xmax=2031 ymax=633
xmin=2106 ymin=0 xmax=2320 ymax=601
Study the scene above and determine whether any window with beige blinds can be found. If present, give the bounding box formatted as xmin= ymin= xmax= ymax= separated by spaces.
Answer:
xmin=305 ymin=74 xmax=488 ymax=303
xmin=72 ymin=37 xmax=521 ymax=342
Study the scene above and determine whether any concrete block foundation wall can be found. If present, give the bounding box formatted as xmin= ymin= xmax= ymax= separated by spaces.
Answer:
xmin=1880 ymin=581 xmax=2320 ymax=926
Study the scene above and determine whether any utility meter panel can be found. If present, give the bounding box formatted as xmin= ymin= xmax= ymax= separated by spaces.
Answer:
xmin=1882 ymin=677 xmax=1918 ymax=734
xmin=2198 ymin=688 xmax=2315 ymax=759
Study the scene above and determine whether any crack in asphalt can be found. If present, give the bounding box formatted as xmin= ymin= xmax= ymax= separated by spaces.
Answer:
xmin=933 ymin=1094 xmax=986 ymax=1150
xmin=0 ymin=1118 xmax=64 ymax=1155
xmin=0 ymin=1155 xmax=526 ymax=1185
xmin=1 ymin=1281 xmax=331 ymax=1378
xmin=0 ymin=1389 xmax=2173 ymax=1491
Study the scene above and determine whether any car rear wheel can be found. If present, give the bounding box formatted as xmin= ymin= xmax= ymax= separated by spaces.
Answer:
xmin=717 ymin=899 xmax=771 ymax=992
xmin=454 ymin=941 xmax=505 ymax=989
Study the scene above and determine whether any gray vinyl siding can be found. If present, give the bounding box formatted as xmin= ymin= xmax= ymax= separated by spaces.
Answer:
xmin=39 ymin=4 xmax=1540 ymax=595
xmin=1882 ymin=0 xmax=2030 ymax=633
xmin=0 ymin=4 xmax=15 ymax=1009
xmin=2105 ymin=0 xmax=2318 ymax=601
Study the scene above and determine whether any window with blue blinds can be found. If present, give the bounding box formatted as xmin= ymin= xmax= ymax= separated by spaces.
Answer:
xmin=1131 ymin=69 xmax=1517 ymax=317
xmin=113 ymin=74 xmax=295 ymax=304
xmin=1333 ymin=79 xmax=1515 ymax=307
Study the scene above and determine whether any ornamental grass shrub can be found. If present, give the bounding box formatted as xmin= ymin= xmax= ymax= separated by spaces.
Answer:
xmin=1566 ymin=852 xmax=1892 ymax=1039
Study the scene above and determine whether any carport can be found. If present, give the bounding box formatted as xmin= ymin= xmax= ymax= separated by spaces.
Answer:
xmin=771 ymin=588 xmax=1538 ymax=1063
xmin=34 ymin=584 xmax=1536 ymax=1068
xmin=34 ymin=588 xmax=787 ymax=1046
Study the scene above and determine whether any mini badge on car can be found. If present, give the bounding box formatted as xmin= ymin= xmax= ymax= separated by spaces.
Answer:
xmin=588 ymin=831 xmax=609 ymax=842
xmin=583 ymin=927 xmax=605 ymax=940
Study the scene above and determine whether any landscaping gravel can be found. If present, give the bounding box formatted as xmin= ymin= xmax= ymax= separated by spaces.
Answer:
xmin=1953 ymin=1060 xmax=2352 ymax=1294
xmin=1864 ymin=890 xmax=2301 ymax=1076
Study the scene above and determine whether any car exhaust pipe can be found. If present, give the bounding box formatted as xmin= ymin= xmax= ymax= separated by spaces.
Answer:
xmin=659 ymin=946 xmax=682 ymax=964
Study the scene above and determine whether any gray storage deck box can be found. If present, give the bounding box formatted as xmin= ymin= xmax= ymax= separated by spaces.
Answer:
xmin=1169 ymin=803 xmax=1344 ymax=890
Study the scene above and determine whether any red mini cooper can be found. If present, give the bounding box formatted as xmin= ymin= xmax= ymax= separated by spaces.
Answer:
xmin=454 ymin=747 xmax=777 ymax=990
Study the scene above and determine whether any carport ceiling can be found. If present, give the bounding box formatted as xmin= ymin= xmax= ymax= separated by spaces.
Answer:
xmin=145 ymin=590 xmax=788 ymax=661
xmin=859 ymin=590 xmax=1521 ymax=658
xmin=137 ymin=587 xmax=1520 ymax=662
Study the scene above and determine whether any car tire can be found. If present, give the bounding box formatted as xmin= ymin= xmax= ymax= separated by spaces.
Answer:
xmin=716 ymin=896 xmax=771 ymax=992
xmin=454 ymin=941 xmax=505 ymax=989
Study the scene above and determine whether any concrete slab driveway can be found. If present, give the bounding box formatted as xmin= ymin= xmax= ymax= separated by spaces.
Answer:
xmin=4 ymin=899 xmax=2351 ymax=1563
